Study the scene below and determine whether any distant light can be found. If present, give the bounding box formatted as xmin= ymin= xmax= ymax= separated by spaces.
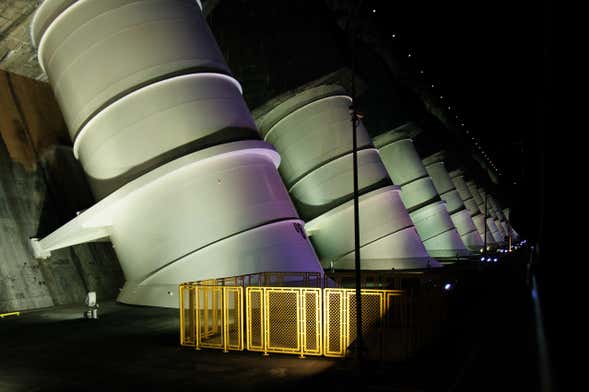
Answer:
xmin=420 ymin=70 xmax=424 ymax=74
xmin=493 ymin=258 xmax=498 ymax=262
xmin=486 ymin=257 xmax=492 ymax=262
xmin=372 ymin=9 xmax=376 ymax=13
xmin=408 ymin=53 xmax=412 ymax=58
xmin=444 ymin=283 xmax=452 ymax=291
xmin=440 ymin=95 xmax=444 ymax=99
xmin=447 ymin=106 xmax=451 ymax=110
xmin=431 ymin=84 xmax=435 ymax=88
xmin=392 ymin=33 xmax=396 ymax=38
xmin=480 ymin=256 xmax=485 ymax=261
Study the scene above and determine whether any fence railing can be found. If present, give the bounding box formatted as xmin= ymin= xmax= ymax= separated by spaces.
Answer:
xmin=180 ymin=281 xmax=415 ymax=359
xmin=179 ymin=284 xmax=244 ymax=352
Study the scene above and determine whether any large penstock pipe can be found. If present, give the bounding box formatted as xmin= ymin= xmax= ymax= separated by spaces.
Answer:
xmin=373 ymin=123 xmax=469 ymax=259
xmin=29 ymin=0 xmax=323 ymax=307
xmin=422 ymin=152 xmax=484 ymax=253
xmin=255 ymin=85 xmax=437 ymax=270
xmin=475 ymin=185 xmax=506 ymax=246
xmin=448 ymin=169 xmax=493 ymax=248
xmin=464 ymin=178 xmax=499 ymax=248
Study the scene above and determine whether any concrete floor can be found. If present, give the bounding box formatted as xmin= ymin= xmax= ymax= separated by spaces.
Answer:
xmin=0 ymin=257 xmax=546 ymax=391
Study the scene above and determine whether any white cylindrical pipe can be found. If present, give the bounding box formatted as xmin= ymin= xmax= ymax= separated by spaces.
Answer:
xmin=374 ymin=124 xmax=469 ymax=258
xmin=449 ymin=169 xmax=494 ymax=246
xmin=31 ymin=0 xmax=323 ymax=307
xmin=423 ymin=153 xmax=483 ymax=252
xmin=257 ymin=85 xmax=436 ymax=269
xmin=305 ymin=186 xmax=431 ymax=268
xmin=35 ymin=0 xmax=230 ymax=137
xmin=74 ymin=73 xmax=259 ymax=198
xmin=465 ymin=179 xmax=498 ymax=247
xmin=477 ymin=186 xmax=508 ymax=244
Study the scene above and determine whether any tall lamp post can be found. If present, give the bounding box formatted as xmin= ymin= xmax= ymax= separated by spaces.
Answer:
xmin=483 ymin=192 xmax=488 ymax=255
xmin=348 ymin=0 xmax=364 ymax=360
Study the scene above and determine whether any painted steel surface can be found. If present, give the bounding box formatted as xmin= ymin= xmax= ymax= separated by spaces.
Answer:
xmin=30 ymin=0 xmax=324 ymax=308
xmin=257 ymin=86 xmax=434 ymax=269
xmin=423 ymin=153 xmax=483 ymax=252
xmin=374 ymin=123 xmax=468 ymax=258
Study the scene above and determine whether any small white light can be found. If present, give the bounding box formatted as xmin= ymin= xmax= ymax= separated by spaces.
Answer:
xmin=480 ymin=256 xmax=485 ymax=261
xmin=431 ymin=84 xmax=435 ymax=88
xmin=408 ymin=53 xmax=412 ymax=58
xmin=372 ymin=9 xmax=376 ymax=13
xmin=392 ymin=33 xmax=396 ymax=38
xmin=486 ymin=257 xmax=492 ymax=262
xmin=493 ymin=258 xmax=498 ymax=262
xmin=444 ymin=283 xmax=452 ymax=291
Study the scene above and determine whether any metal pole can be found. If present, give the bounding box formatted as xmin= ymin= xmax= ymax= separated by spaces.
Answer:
xmin=483 ymin=192 xmax=488 ymax=255
xmin=349 ymin=8 xmax=363 ymax=360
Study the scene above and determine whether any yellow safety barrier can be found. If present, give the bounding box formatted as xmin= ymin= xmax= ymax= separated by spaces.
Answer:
xmin=179 ymin=283 xmax=197 ymax=346
xmin=179 ymin=284 xmax=243 ymax=352
xmin=180 ymin=279 xmax=425 ymax=359
xmin=180 ymin=271 xmax=452 ymax=360
xmin=0 ymin=311 xmax=21 ymax=318
xmin=323 ymin=289 xmax=404 ymax=358
xmin=246 ymin=287 xmax=322 ymax=358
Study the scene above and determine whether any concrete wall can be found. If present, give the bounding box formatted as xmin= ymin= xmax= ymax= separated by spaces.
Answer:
xmin=0 ymin=69 xmax=124 ymax=312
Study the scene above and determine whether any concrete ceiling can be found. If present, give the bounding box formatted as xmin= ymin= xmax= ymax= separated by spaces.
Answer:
xmin=0 ymin=0 xmax=46 ymax=81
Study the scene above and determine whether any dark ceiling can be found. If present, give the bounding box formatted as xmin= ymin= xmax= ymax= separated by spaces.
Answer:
xmin=0 ymin=0 xmax=547 ymax=241
xmin=208 ymin=0 xmax=548 ymax=241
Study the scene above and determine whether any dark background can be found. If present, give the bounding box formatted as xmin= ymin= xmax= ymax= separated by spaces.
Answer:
xmin=209 ymin=1 xmax=554 ymax=385
xmin=208 ymin=0 xmax=547 ymax=248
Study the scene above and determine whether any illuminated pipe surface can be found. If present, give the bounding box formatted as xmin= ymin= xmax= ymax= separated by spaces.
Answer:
xmin=373 ymin=123 xmax=469 ymax=258
xmin=503 ymin=208 xmax=520 ymax=242
xmin=486 ymin=194 xmax=509 ymax=239
xmin=449 ymin=169 xmax=492 ymax=248
xmin=422 ymin=152 xmax=484 ymax=252
xmin=256 ymin=85 xmax=436 ymax=269
xmin=29 ymin=0 xmax=323 ymax=308
xmin=465 ymin=180 xmax=498 ymax=247
xmin=476 ymin=186 xmax=506 ymax=244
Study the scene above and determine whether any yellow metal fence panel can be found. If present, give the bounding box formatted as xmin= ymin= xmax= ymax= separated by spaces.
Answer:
xmin=303 ymin=289 xmax=322 ymax=356
xmin=246 ymin=287 xmax=264 ymax=352
xmin=346 ymin=290 xmax=384 ymax=359
xmin=323 ymin=289 xmax=345 ymax=357
xmin=183 ymin=286 xmax=244 ymax=352
xmin=224 ymin=287 xmax=244 ymax=351
xmin=198 ymin=286 xmax=223 ymax=349
xmin=182 ymin=284 xmax=409 ymax=359
xmin=265 ymin=288 xmax=301 ymax=355
xmin=179 ymin=284 xmax=196 ymax=347
xmin=245 ymin=287 xmax=323 ymax=357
